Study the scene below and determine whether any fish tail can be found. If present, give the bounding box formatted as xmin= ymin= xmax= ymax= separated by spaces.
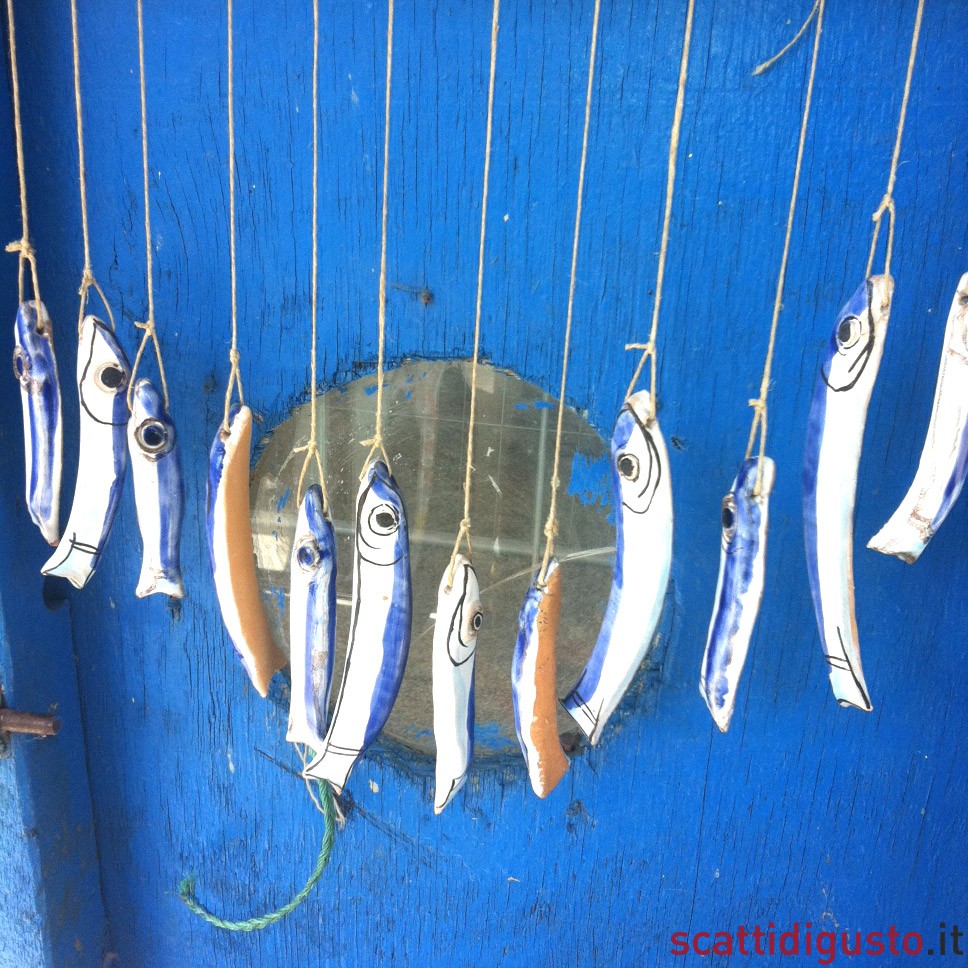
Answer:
xmin=136 ymin=565 xmax=185 ymax=599
xmin=560 ymin=689 xmax=601 ymax=745
xmin=433 ymin=771 xmax=467 ymax=815
xmin=303 ymin=746 xmax=358 ymax=795
xmin=867 ymin=512 xmax=926 ymax=564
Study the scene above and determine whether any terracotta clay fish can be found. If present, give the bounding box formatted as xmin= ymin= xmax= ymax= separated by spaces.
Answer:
xmin=128 ymin=378 xmax=185 ymax=598
xmin=13 ymin=301 xmax=62 ymax=545
xmin=700 ymin=457 xmax=775 ymax=732
xmin=512 ymin=559 xmax=569 ymax=798
xmin=287 ymin=483 xmax=337 ymax=751
xmin=42 ymin=315 xmax=129 ymax=588
xmin=869 ymin=273 xmax=968 ymax=562
xmin=432 ymin=554 xmax=483 ymax=813
xmin=207 ymin=405 xmax=286 ymax=697
xmin=305 ymin=459 xmax=412 ymax=794
xmin=803 ymin=275 xmax=892 ymax=711
xmin=561 ymin=391 xmax=673 ymax=744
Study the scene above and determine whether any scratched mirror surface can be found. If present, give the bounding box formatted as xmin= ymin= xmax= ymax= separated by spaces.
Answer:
xmin=251 ymin=360 xmax=616 ymax=760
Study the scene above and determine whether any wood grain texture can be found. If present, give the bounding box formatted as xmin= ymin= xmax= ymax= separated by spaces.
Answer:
xmin=3 ymin=0 xmax=967 ymax=964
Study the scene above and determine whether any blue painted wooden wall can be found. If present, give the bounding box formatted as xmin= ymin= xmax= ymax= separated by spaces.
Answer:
xmin=1 ymin=0 xmax=966 ymax=964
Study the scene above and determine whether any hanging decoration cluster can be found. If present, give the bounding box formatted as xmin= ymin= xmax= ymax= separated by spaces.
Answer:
xmin=5 ymin=0 xmax=962 ymax=932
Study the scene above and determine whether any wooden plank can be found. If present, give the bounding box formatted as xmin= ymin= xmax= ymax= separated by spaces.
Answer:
xmin=5 ymin=0 xmax=967 ymax=963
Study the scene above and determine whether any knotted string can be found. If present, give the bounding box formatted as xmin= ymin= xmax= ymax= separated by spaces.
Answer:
xmin=744 ymin=0 xmax=826 ymax=495
xmin=293 ymin=0 xmax=330 ymax=513
xmin=221 ymin=0 xmax=245 ymax=434
xmin=360 ymin=0 xmax=395 ymax=476
xmin=70 ymin=0 xmax=116 ymax=335
xmin=4 ymin=0 xmax=41 ymax=309
xmin=446 ymin=0 xmax=500 ymax=589
xmin=537 ymin=0 xmax=601 ymax=587
xmin=624 ymin=0 xmax=695 ymax=414
xmin=127 ymin=0 xmax=171 ymax=411
xmin=864 ymin=0 xmax=924 ymax=281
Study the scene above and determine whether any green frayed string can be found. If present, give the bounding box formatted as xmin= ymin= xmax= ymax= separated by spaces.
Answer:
xmin=178 ymin=780 xmax=336 ymax=932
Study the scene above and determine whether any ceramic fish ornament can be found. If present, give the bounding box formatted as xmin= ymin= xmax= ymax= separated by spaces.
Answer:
xmin=869 ymin=273 xmax=968 ymax=562
xmin=42 ymin=315 xmax=129 ymax=588
xmin=13 ymin=301 xmax=62 ymax=545
xmin=561 ymin=390 xmax=673 ymax=745
xmin=432 ymin=553 xmax=483 ymax=814
xmin=207 ymin=404 xmax=286 ymax=697
xmin=700 ymin=457 xmax=775 ymax=732
xmin=127 ymin=378 xmax=185 ymax=598
xmin=512 ymin=559 xmax=569 ymax=798
xmin=287 ymin=483 xmax=337 ymax=751
xmin=803 ymin=275 xmax=892 ymax=712
xmin=305 ymin=459 xmax=411 ymax=794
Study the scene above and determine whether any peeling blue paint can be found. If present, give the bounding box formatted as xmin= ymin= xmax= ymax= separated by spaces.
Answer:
xmin=568 ymin=451 xmax=611 ymax=511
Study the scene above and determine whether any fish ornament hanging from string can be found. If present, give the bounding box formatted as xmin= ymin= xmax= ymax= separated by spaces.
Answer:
xmin=42 ymin=315 xmax=130 ymax=588
xmin=305 ymin=459 xmax=412 ymax=794
xmin=287 ymin=483 xmax=336 ymax=750
xmin=14 ymin=301 xmax=62 ymax=545
xmin=513 ymin=559 xmax=569 ymax=797
xmin=803 ymin=275 xmax=893 ymax=711
xmin=207 ymin=405 xmax=286 ymax=697
xmin=700 ymin=0 xmax=824 ymax=730
xmin=127 ymin=379 xmax=184 ymax=598
xmin=561 ymin=391 xmax=673 ymax=744
xmin=869 ymin=274 xmax=968 ymax=562
xmin=700 ymin=457 xmax=774 ymax=731
xmin=432 ymin=554 xmax=483 ymax=813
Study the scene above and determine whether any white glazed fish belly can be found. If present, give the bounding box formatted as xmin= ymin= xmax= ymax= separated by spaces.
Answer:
xmin=14 ymin=301 xmax=62 ymax=545
xmin=562 ymin=391 xmax=673 ymax=745
xmin=128 ymin=378 xmax=184 ymax=598
xmin=42 ymin=316 xmax=129 ymax=589
xmin=287 ymin=486 xmax=336 ymax=751
xmin=432 ymin=555 xmax=481 ymax=814
xmin=869 ymin=274 xmax=968 ymax=562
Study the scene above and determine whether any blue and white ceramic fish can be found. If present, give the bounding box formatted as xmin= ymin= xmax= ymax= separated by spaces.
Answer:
xmin=42 ymin=315 xmax=130 ymax=589
xmin=432 ymin=554 xmax=483 ymax=813
xmin=14 ymin=301 xmax=62 ymax=545
xmin=304 ymin=459 xmax=411 ymax=794
xmin=700 ymin=456 xmax=775 ymax=732
xmin=287 ymin=484 xmax=337 ymax=752
xmin=561 ymin=390 xmax=673 ymax=745
xmin=803 ymin=275 xmax=892 ymax=712
xmin=869 ymin=272 xmax=968 ymax=563
xmin=127 ymin=378 xmax=184 ymax=598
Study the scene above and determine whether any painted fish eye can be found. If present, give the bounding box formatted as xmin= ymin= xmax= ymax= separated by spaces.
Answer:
xmin=296 ymin=539 xmax=321 ymax=572
xmin=95 ymin=362 xmax=127 ymax=393
xmin=135 ymin=418 xmax=172 ymax=456
xmin=471 ymin=609 xmax=483 ymax=632
xmin=12 ymin=347 xmax=28 ymax=384
xmin=721 ymin=495 xmax=737 ymax=542
xmin=617 ymin=452 xmax=640 ymax=481
xmin=368 ymin=503 xmax=400 ymax=536
xmin=836 ymin=315 xmax=862 ymax=351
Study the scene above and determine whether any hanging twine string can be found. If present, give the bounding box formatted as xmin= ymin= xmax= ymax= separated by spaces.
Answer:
xmin=4 ymin=0 xmax=41 ymax=309
xmin=127 ymin=0 xmax=171 ymax=411
xmin=537 ymin=0 xmax=601 ymax=587
xmin=221 ymin=0 xmax=245 ymax=434
xmin=864 ymin=0 xmax=924 ymax=281
xmin=293 ymin=0 xmax=330 ymax=512
xmin=178 ymin=778 xmax=337 ymax=931
xmin=623 ymin=0 xmax=695 ymax=413
xmin=446 ymin=0 xmax=500 ymax=588
xmin=744 ymin=0 xmax=826 ymax=495
xmin=360 ymin=0 xmax=394 ymax=475
xmin=70 ymin=0 xmax=115 ymax=334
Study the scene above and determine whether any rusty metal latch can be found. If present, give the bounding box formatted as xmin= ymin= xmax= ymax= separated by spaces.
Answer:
xmin=0 ymin=685 xmax=60 ymax=757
